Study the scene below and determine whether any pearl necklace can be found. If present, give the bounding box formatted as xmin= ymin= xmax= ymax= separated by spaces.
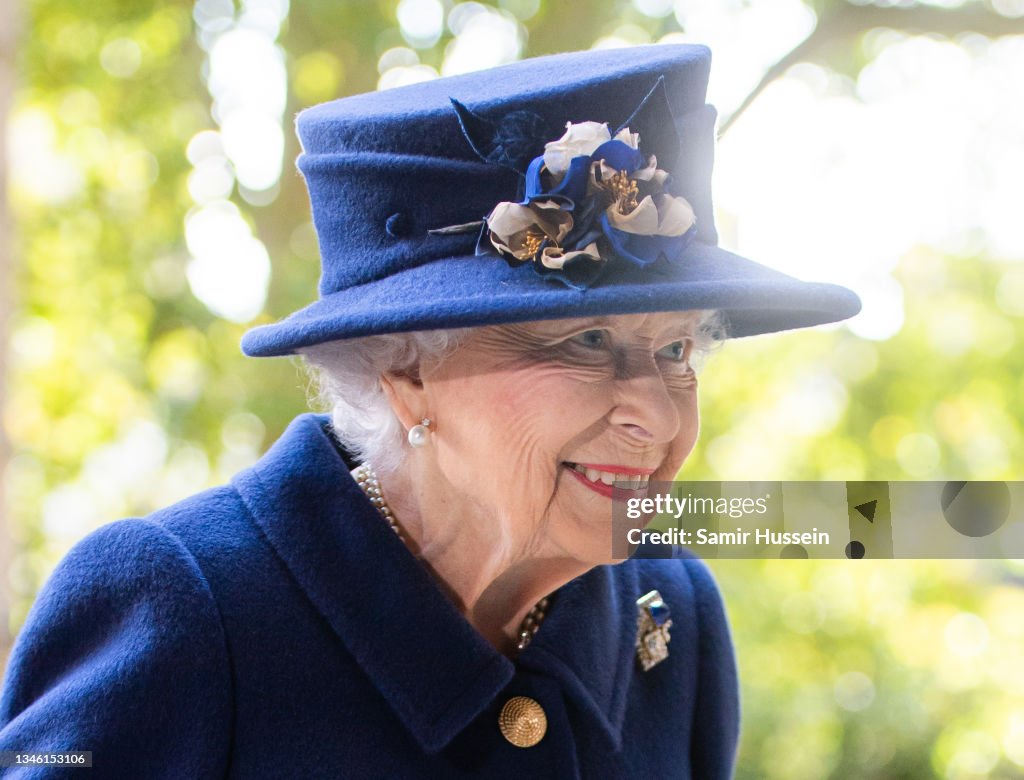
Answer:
xmin=352 ymin=463 xmax=549 ymax=654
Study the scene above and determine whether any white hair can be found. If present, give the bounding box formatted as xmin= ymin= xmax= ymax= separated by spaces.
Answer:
xmin=298 ymin=310 xmax=726 ymax=474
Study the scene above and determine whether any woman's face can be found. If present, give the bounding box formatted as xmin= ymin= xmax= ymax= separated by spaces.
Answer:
xmin=419 ymin=311 xmax=703 ymax=565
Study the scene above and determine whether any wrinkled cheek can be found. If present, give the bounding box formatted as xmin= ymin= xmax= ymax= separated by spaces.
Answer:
xmin=658 ymin=401 xmax=700 ymax=480
xmin=487 ymin=436 xmax=562 ymax=517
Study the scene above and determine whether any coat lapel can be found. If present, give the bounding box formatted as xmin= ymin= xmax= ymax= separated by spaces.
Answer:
xmin=230 ymin=413 xmax=514 ymax=753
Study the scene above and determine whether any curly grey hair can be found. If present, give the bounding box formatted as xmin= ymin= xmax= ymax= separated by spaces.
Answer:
xmin=298 ymin=311 xmax=726 ymax=474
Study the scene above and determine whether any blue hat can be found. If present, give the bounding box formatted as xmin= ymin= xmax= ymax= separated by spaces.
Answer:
xmin=241 ymin=44 xmax=860 ymax=358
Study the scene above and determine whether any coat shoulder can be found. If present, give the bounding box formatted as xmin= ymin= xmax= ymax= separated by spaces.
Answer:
xmin=147 ymin=480 xmax=258 ymax=556
xmin=0 ymin=515 xmax=234 ymax=777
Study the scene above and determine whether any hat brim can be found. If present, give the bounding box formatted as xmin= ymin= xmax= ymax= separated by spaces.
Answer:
xmin=240 ymin=241 xmax=861 ymax=357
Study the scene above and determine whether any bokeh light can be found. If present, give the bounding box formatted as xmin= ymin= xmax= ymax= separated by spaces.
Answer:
xmin=4 ymin=3 xmax=1024 ymax=778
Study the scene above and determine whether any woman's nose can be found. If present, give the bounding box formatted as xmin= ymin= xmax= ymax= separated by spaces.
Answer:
xmin=607 ymin=365 xmax=681 ymax=444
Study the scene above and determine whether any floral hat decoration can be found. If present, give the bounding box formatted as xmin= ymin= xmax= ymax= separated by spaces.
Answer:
xmin=447 ymin=77 xmax=697 ymax=289
xmin=240 ymin=45 xmax=860 ymax=358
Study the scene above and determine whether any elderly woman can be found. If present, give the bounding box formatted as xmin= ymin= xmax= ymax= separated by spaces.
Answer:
xmin=0 ymin=45 xmax=858 ymax=777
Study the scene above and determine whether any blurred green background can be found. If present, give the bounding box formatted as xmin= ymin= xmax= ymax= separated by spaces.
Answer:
xmin=2 ymin=0 xmax=1023 ymax=777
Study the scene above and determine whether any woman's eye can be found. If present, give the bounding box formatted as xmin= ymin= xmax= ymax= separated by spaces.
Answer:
xmin=657 ymin=340 xmax=691 ymax=363
xmin=569 ymin=330 xmax=607 ymax=349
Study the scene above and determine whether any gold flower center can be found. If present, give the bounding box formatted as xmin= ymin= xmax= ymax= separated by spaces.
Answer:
xmin=605 ymin=170 xmax=640 ymax=215
xmin=522 ymin=227 xmax=548 ymax=257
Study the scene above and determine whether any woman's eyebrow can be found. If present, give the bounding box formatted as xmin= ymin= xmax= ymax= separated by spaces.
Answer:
xmin=515 ymin=315 xmax=697 ymax=342
xmin=659 ymin=324 xmax=699 ymax=341
xmin=617 ymin=320 xmax=700 ymax=343
xmin=518 ymin=318 xmax=609 ymax=338
xmin=653 ymin=314 xmax=703 ymax=340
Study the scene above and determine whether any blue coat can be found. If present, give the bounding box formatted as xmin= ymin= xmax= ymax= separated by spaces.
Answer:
xmin=0 ymin=413 xmax=740 ymax=778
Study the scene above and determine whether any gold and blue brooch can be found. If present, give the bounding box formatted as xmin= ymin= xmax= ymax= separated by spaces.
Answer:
xmin=635 ymin=589 xmax=673 ymax=671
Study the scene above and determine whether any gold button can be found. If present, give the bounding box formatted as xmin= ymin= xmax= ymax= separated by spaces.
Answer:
xmin=498 ymin=696 xmax=547 ymax=748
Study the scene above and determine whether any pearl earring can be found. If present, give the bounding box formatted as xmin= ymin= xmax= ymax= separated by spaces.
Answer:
xmin=407 ymin=418 xmax=432 ymax=448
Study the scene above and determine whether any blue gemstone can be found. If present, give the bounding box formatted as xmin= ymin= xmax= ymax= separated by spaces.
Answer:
xmin=649 ymin=602 xmax=670 ymax=626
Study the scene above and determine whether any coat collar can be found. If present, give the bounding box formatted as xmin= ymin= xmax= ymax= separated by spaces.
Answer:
xmin=231 ymin=413 xmax=637 ymax=753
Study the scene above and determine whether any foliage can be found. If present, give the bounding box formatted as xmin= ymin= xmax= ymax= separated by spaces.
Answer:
xmin=4 ymin=1 xmax=1023 ymax=777
xmin=712 ymin=557 xmax=1024 ymax=779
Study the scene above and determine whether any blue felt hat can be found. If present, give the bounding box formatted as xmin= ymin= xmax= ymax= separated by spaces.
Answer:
xmin=241 ymin=44 xmax=860 ymax=357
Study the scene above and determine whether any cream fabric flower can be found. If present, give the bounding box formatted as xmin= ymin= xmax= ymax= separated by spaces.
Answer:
xmin=605 ymin=193 xmax=695 ymax=237
xmin=539 ymin=241 xmax=601 ymax=270
xmin=544 ymin=123 xmax=644 ymax=181
xmin=590 ymin=155 xmax=668 ymax=196
xmin=543 ymin=121 xmax=612 ymax=179
xmin=487 ymin=200 xmax=573 ymax=260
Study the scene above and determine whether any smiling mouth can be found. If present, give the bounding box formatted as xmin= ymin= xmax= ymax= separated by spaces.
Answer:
xmin=563 ymin=462 xmax=653 ymax=495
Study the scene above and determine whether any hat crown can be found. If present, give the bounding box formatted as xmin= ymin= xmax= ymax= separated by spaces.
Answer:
xmin=294 ymin=44 xmax=720 ymax=295
xmin=296 ymin=44 xmax=711 ymax=157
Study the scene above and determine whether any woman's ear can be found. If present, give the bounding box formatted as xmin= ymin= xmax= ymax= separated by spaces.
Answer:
xmin=379 ymin=370 xmax=427 ymax=431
